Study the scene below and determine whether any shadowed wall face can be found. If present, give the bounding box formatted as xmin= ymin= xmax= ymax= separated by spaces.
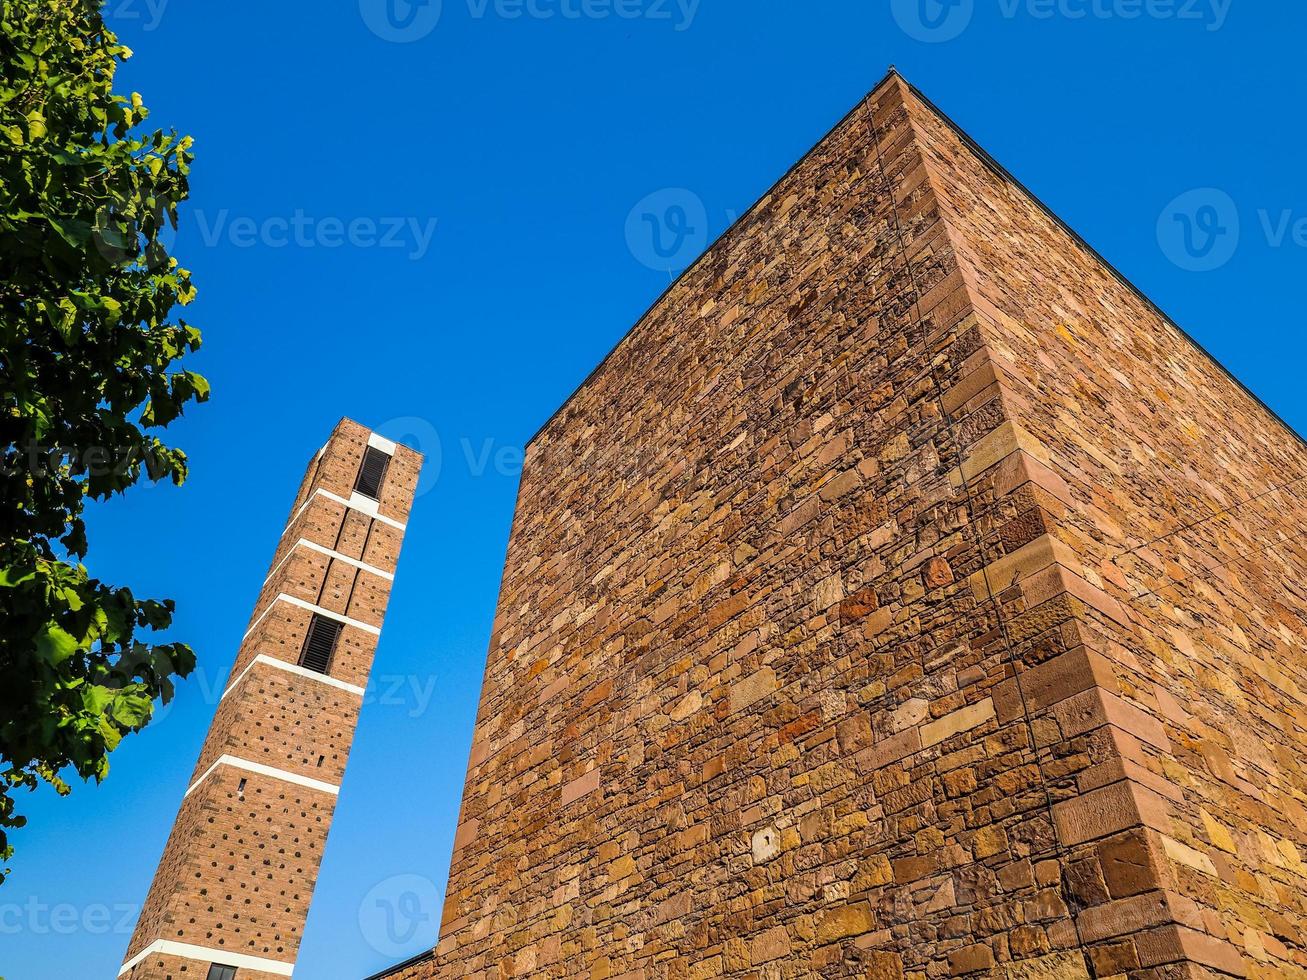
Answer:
xmin=405 ymin=76 xmax=1306 ymax=980
xmin=122 ymin=420 xmax=421 ymax=980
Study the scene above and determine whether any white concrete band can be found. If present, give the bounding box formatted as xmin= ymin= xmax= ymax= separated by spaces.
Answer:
xmin=285 ymin=487 xmax=407 ymax=533
xmin=221 ymin=654 xmax=366 ymax=702
xmin=367 ymin=432 xmax=398 ymax=455
xmin=344 ymin=489 xmax=405 ymax=528
xmin=184 ymin=754 xmax=341 ymax=799
xmin=120 ymin=939 xmax=294 ymax=977
xmin=242 ymin=593 xmax=382 ymax=641
xmin=263 ymin=538 xmax=395 ymax=586
xmin=313 ymin=430 xmax=396 ymax=462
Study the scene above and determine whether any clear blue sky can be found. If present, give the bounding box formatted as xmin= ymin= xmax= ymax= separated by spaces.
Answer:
xmin=6 ymin=2 xmax=1305 ymax=978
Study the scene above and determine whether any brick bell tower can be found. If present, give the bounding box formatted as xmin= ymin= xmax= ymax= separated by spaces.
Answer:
xmin=121 ymin=419 xmax=421 ymax=980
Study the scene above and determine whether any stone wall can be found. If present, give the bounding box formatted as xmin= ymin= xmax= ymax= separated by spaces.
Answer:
xmin=397 ymin=74 xmax=1305 ymax=980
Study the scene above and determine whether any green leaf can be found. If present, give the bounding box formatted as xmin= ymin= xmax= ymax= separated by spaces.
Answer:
xmin=56 ymin=586 xmax=85 ymax=612
xmin=35 ymin=627 xmax=79 ymax=666
xmin=81 ymin=685 xmax=112 ymax=715
xmin=187 ymin=372 xmax=211 ymax=401
xmin=46 ymin=216 xmax=93 ymax=247
xmin=0 ymin=567 xmax=37 ymax=588
xmin=109 ymin=692 xmax=153 ymax=730
xmin=0 ymin=1 xmax=206 ymax=883
xmin=97 ymin=718 xmax=122 ymax=752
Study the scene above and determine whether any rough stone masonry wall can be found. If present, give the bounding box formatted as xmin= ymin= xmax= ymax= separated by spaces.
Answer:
xmin=407 ymin=77 xmax=1122 ymax=980
xmin=900 ymin=81 xmax=1307 ymax=979
xmin=399 ymin=75 xmax=1304 ymax=980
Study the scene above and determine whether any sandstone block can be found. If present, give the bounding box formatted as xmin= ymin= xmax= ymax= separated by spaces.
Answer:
xmin=730 ymin=667 xmax=779 ymax=713
xmin=817 ymin=902 xmax=875 ymax=943
xmin=920 ymin=699 xmax=996 ymax=748
xmin=949 ymin=943 xmax=994 ymax=974
xmin=751 ymin=926 xmax=792 ymax=964
xmin=1052 ymin=780 xmax=1171 ymax=847
xmin=562 ymin=768 xmax=601 ymax=807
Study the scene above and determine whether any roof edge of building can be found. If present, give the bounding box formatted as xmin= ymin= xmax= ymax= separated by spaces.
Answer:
xmin=361 ymin=948 xmax=437 ymax=980
xmin=898 ymin=77 xmax=1306 ymax=455
xmin=522 ymin=67 xmax=902 ymax=450
xmin=523 ymin=68 xmax=1304 ymax=457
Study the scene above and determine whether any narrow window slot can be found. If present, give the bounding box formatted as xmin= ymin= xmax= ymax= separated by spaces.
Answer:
xmin=353 ymin=446 xmax=390 ymax=500
xmin=299 ymin=614 xmax=343 ymax=675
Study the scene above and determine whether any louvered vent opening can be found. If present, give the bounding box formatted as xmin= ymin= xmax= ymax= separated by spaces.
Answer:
xmin=299 ymin=614 xmax=343 ymax=675
xmin=354 ymin=446 xmax=390 ymax=500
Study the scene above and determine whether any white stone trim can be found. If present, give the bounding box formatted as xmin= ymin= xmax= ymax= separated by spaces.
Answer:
xmin=285 ymin=487 xmax=407 ymax=534
xmin=120 ymin=939 xmax=294 ymax=976
xmin=221 ymin=654 xmax=366 ymax=702
xmin=263 ymin=538 xmax=394 ymax=586
xmin=242 ymin=593 xmax=381 ymax=640
xmin=345 ymin=489 xmax=404 ymax=527
xmin=368 ymin=432 xmax=398 ymax=455
xmin=185 ymin=754 xmax=340 ymax=799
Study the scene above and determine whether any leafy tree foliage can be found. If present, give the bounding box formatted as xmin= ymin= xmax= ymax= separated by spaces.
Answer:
xmin=0 ymin=0 xmax=206 ymax=881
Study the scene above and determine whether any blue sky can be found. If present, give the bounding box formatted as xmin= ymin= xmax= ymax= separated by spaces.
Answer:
xmin=5 ymin=2 xmax=1306 ymax=978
